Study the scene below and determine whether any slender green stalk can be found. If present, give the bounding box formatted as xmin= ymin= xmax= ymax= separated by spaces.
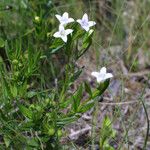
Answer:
xmin=141 ymin=97 xmax=149 ymax=150
xmin=91 ymin=99 xmax=99 ymax=150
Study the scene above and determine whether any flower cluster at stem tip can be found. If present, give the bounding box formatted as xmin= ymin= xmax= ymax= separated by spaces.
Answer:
xmin=53 ymin=12 xmax=96 ymax=42
xmin=53 ymin=13 xmax=113 ymax=83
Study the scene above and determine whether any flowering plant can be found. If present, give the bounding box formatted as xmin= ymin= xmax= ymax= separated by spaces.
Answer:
xmin=0 ymin=7 xmax=113 ymax=149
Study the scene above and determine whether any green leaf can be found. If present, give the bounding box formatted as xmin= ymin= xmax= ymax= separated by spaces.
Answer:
xmin=0 ymin=68 xmax=13 ymax=99
xmin=49 ymin=38 xmax=64 ymax=54
xmin=72 ymin=24 xmax=85 ymax=40
xmin=27 ymin=91 xmax=37 ymax=98
xmin=77 ymin=30 xmax=93 ymax=58
xmin=78 ymin=100 xmax=94 ymax=113
xmin=70 ymin=69 xmax=82 ymax=83
xmin=4 ymin=136 xmax=11 ymax=148
xmin=10 ymin=85 xmax=18 ymax=98
xmin=50 ymin=45 xmax=64 ymax=54
xmin=59 ymin=96 xmax=72 ymax=108
xmin=103 ymin=116 xmax=111 ymax=126
xmin=40 ymin=55 xmax=47 ymax=59
xmin=27 ymin=138 xmax=39 ymax=147
xmin=23 ymin=28 xmax=35 ymax=36
xmin=72 ymin=85 xmax=83 ymax=112
xmin=57 ymin=116 xmax=77 ymax=126
xmin=20 ymin=0 xmax=28 ymax=9
xmin=99 ymin=116 xmax=116 ymax=149
xmin=93 ymin=80 xmax=110 ymax=98
xmin=19 ymin=121 xmax=34 ymax=130
xmin=0 ymin=38 xmax=5 ymax=48
xmin=18 ymin=105 xmax=32 ymax=119
xmin=84 ymin=82 xmax=92 ymax=97
xmin=79 ymin=80 xmax=110 ymax=113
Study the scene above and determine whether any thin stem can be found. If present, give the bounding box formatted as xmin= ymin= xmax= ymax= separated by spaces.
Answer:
xmin=91 ymin=99 xmax=99 ymax=150
xmin=141 ymin=97 xmax=149 ymax=150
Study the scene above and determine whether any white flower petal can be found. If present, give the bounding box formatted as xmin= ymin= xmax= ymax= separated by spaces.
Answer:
xmin=97 ymin=77 xmax=104 ymax=83
xmin=88 ymin=21 xmax=96 ymax=27
xmin=65 ymin=29 xmax=73 ymax=35
xmin=77 ymin=14 xmax=96 ymax=32
xmin=63 ymin=12 xmax=68 ymax=19
xmin=83 ymin=26 xmax=90 ymax=31
xmin=61 ymin=35 xmax=67 ymax=42
xmin=100 ymin=67 xmax=106 ymax=74
xmin=91 ymin=67 xmax=113 ymax=83
xmin=82 ymin=13 xmax=88 ymax=22
xmin=55 ymin=14 xmax=62 ymax=21
xmin=91 ymin=72 xmax=100 ymax=78
xmin=77 ymin=19 xmax=82 ymax=24
xmin=53 ymin=32 xmax=61 ymax=38
xmin=105 ymin=73 xmax=113 ymax=80
xmin=68 ymin=18 xmax=74 ymax=23
xmin=59 ymin=25 xmax=65 ymax=31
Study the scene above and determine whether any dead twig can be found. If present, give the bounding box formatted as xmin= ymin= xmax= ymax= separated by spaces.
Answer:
xmin=100 ymin=100 xmax=139 ymax=106
xmin=69 ymin=125 xmax=91 ymax=140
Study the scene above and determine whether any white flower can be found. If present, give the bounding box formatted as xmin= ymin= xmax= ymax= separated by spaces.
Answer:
xmin=91 ymin=67 xmax=113 ymax=83
xmin=77 ymin=13 xmax=96 ymax=31
xmin=55 ymin=12 xmax=74 ymax=25
xmin=53 ymin=25 xmax=73 ymax=43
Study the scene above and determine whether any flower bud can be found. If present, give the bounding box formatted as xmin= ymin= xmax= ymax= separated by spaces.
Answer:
xmin=48 ymin=128 xmax=55 ymax=136
xmin=12 ymin=59 xmax=18 ymax=65
xmin=57 ymin=129 xmax=62 ymax=137
xmin=34 ymin=16 xmax=40 ymax=23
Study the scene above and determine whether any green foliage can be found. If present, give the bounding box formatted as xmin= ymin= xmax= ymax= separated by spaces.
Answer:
xmin=0 ymin=0 xmax=111 ymax=149
xmin=99 ymin=116 xmax=116 ymax=150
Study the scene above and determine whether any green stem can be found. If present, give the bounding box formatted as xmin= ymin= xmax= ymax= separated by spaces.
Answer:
xmin=141 ymin=98 xmax=149 ymax=150
xmin=91 ymin=100 xmax=99 ymax=150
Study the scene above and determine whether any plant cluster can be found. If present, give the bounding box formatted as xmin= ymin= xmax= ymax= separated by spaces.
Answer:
xmin=0 ymin=3 xmax=113 ymax=149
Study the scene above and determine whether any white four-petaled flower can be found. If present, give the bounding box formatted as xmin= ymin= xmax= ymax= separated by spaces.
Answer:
xmin=77 ymin=13 xmax=96 ymax=32
xmin=55 ymin=12 xmax=74 ymax=25
xmin=91 ymin=67 xmax=113 ymax=83
xmin=53 ymin=25 xmax=73 ymax=42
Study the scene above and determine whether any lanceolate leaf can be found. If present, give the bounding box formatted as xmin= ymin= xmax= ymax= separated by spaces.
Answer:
xmin=78 ymin=100 xmax=94 ymax=113
xmin=57 ymin=115 xmax=77 ymax=126
xmin=72 ymin=85 xmax=83 ymax=112
xmin=18 ymin=105 xmax=32 ymax=119
xmin=79 ymin=80 xmax=110 ymax=113
xmin=93 ymin=80 xmax=110 ymax=98
xmin=50 ymin=45 xmax=64 ymax=54
xmin=84 ymin=82 xmax=92 ymax=97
